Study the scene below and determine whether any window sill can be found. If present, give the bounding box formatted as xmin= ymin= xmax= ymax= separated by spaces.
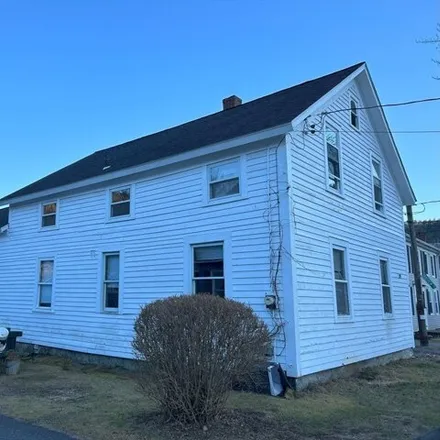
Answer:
xmin=383 ymin=314 xmax=394 ymax=320
xmin=38 ymin=226 xmax=59 ymax=232
xmin=106 ymin=216 xmax=136 ymax=224
xmin=102 ymin=310 xmax=120 ymax=315
xmin=326 ymin=188 xmax=345 ymax=199
xmin=32 ymin=308 xmax=55 ymax=314
xmin=335 ymin=316 xmax=354 ymax=324
xmin=373 ymin=209 xmax=386 ymax=219
xmin=204 ymin=195 xmax=248 ymax=207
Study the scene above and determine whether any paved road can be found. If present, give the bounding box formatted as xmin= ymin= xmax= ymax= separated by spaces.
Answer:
xmin=0 ymin=415 xmax=75 ymax=440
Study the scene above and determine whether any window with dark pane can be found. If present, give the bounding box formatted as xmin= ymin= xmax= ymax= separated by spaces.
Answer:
xmin=371 ymin=159 xmax=383 ymax=212
xmin=104 ymin=253 xmax=120 ymax=310
xmin=332 ymin=248 xmax=350 ymax=316
xmin=427 ymin=289 xmax=433 ymax=315
xmin=38 ymin=260 xmax=54 ymax=307
xmin=193 ymin=244 xmax=224 ymax=297
xmin=110 ymin=188 xmax=130 ymax=217
xmin=410 ymin=286 xmax=415 ymax=316
xmin=209 ymin=160 xmax=240 ymax=200
xmin=406 ymin=246 xmax=412 ymax=273
xmin=380 ymin=259 xmax=392 ymax=314
xmin=325 ymin=128 xmax=341 ymax=192
xmin=350 ymin=99 xmax=359 ymax=129
xmin=41 ymin=202 xmax=57 ymax=227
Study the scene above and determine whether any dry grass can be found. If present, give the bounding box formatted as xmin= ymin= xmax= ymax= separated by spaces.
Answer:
xmin=0 ymin=354 xmax=440 ymax=439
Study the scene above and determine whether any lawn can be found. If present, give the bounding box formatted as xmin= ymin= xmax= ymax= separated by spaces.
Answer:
xmin=0 ymin=351 xmax=439 ymax=440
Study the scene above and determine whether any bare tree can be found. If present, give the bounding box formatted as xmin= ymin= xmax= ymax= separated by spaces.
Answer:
xmin=418 ymin=23 xmax=440 ymax=80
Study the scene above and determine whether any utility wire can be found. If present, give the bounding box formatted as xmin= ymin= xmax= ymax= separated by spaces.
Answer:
xmin=319 ymin=96 xmax=440 ymax=116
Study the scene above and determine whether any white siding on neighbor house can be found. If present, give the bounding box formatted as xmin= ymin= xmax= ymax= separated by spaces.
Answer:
xmin=408 ymin=242 xmax=440 ymax=331
xmin=288 ymin=81 xmax=414 ymax=377
xmin=0 ymin=145 xmax=287 ymax=363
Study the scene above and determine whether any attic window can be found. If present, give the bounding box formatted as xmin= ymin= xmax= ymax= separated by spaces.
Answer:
xmin=350 ymin=98 xmax=359 ymax=129
xmin=41 ymin=202 xmax=57 ymax=228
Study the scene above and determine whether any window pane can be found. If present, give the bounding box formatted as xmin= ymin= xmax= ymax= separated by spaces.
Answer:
xmin=43 ymin=203 xmax=57 ymax=215
xmin=42 ymin=214 xmax=56 ymax=227
xmin=335 ymin=282 xmax=350 ymax=315
xmin=374 ymin=184 xmax=383 ymax=205
xmin=39 ymin=285 xmax=52 ymax=307
xmin=333 ymin=249 xmax=345 ymax=280
xmin=380 ymin=260 xmax=388 ymax=285
xmin=427 ymin=290 xmax=433 ymax=315
xmin=112 ymin=189 xmax=130 ymax=203
xmin=383 ymin=286 xmax=392 ymax=314
xmin=325 ymin=130 xmax=337 ymax=147
xmin=111 ymin=201 xmax=130 ymax=217
xmin=372 ymin=160 xmax=381 ymax=180
xmin=105 ymin=254 xmax=119 ymax=281
xmin=194 ymin=245 xmax=223 ymax=261
xmin=407 ymin=247 xmax=412 ymax=273
xmin=350 ymin=100 xmax=357 ymax=111
xmin=210 ymin=178 xmax=239 ymax=199
xmin=194 ymin=279 xmax=225 ymax=297
xmin=410 ymin=287 xmax=415 ymax=315
xmin=209 ymin=161 xmax=239 ymax=182
xmin=194 ymin=244 xmax=224 ymax=277
xmin=327 ymin=145 xmax=340 ymax=173
xmin=351 ymin=112 xmax=358 ymax=128
xmin=105 ymin=283 xmax=119 ymax=309
xmin=40 ymin=260 xmax=54 ymax=283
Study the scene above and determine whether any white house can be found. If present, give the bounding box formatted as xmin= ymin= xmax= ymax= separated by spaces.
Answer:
xmin=0 ymin=62 xmax=416 ymax=385
xmin=406 ymin=237 xmax=440 ymax=332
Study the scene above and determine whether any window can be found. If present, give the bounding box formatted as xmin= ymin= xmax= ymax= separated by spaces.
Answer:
xmin=371 ymin=158 xmax=384 ymax=212
xmin=41 ymin=202 xmax=57 ymax=227
xmin=436 ymin=290 xmax=440 ymax=314
xmin=430 ymin=255 xmax=438 ymax=278
xmin=406 ymin=245 xmax=412 ymax=273
xmin=325 ymin=126 xmax=342 ymax=192
xmin=380 ymin=259 xmax=392 ymax=314
xmin=427 ymin=289 xmax=433 ymax=315
xmin=192 ymin=244 xmax=224 ymax=297
xmin=332 ymin=247 xmax=350 ymax=316
xmin=350 ymin=98 xmax=359 ymax=129
xmin=410 ymin=286 xmax=415 ymax=316
xmin=38 ymin=260 xmax=54 ymax=308
xmin=110 ymin=188 xmax=131 ymax=218
xmin=421 ymin=251 xmax=429 ymax=275
xmin=103 ymin=253 xmax=120 ymax=310
xmin=208 ymin=159 xmax=240 ymax=200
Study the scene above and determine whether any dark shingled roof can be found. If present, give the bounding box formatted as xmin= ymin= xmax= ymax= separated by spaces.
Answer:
xmin=2 ymin=62 xmax=364 ymax=202
xmin=0 ymin=207 xmax=8 ymax=229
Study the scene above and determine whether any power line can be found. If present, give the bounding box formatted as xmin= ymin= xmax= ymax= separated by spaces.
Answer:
xmin=416 ymin=199 xmax=440 ymax=206
xmin=319 ymin=96 xmax=440 ymax=116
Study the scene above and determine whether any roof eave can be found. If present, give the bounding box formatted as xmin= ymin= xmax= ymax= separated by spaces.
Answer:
xmin=2 ymin=122 xmax=292 ymax=206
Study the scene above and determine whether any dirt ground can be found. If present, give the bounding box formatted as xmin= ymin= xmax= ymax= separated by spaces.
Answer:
xmin=1 ymin=349 xmax=440 ymax=440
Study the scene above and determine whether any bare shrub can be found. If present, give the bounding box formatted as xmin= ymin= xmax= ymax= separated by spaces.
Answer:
xmin=132 ymin=294 xmax=271 ymax=425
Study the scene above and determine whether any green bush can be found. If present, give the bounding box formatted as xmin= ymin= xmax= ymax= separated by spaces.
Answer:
xmin=133 ymin=294 xmax=271 ymax=425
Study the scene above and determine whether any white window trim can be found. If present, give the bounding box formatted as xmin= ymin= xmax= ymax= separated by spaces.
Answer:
xmin=100 ymin=251 xmax=123 ymax=313
xmin=184 ymin=232 xmax=232 ymax=296
xmin=107 ymin=184 xmax=135 ymax=222
xmin=324 ymin=122 xmax=344 ymax=197
xmin=205 ymin=156 xmax=247 ymax=205
xmin=370 ymin=152 xmax=385 ymax=216
xmin=349 ymin=94 xmax=360 ymax=130
xmin=34 ymin=257 xmax=56 ymax=312
xmin=378 ymin=255 xmax=394 ymax=318
xmin=329 ymin=238 xmax=353 ymax=322
xmin=39 ymin=200 xmax=59 ymax=231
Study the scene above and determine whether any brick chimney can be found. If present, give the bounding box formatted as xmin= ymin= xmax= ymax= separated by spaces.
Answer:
xmin=222 ymin=95 xmax=242 ymax=110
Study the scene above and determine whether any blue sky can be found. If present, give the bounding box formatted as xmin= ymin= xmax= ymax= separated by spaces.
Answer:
xmin=0 ymin=0 xmax=439 ymax=218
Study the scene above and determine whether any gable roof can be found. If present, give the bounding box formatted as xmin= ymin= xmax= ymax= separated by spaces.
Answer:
xmin=1 ymin=62 xmax=365 ymax=203
xmin=0 ymin=207 xmax=8 ymax=229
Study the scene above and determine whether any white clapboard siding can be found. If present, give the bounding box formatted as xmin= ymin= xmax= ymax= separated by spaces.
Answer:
xmin=289 ymin=82 xmax=414 ymax=376
xmin=0 ymin=145 xmax=286 ymax=362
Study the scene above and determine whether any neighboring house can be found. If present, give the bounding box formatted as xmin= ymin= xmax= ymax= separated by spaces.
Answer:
xmin=0 ymin=207 xmax=9 ymax=234
xmin=413 ymin=220 xmax=440 ymax=248
xmin=0 ymin=62 xmax=416 ymax=385
xmin=406 ymin=236 xmax=440 ymax=331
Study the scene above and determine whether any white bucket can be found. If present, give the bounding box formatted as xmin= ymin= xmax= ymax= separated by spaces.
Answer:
xmin=5 ymin=360 xmax=20 ymax=375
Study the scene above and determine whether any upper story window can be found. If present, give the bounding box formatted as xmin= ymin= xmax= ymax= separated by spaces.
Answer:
xmin=110 ymin=187 xmax=131 ymax=218
xmin=208 ymin=158 xmax=240 ymax=200
xmin=421 ymin=251 xmax=429 ymax=275
xmin=406 ymin=245 xmax=412 ymax=273
xmin=332 ymin=246 xmax=350 ymax=316
xmin=38 ymin=259 xmax=54 ymax=308
xmin=325 ymin=125 xmax=342 ymax=193
xmin=41 ymin=202 xmax=57 ymax=228
xmin=350 ymin=97 xmax=359 ymax=129
xmin=371 ymin=157 xmax=384 ymax=212
xmin=430 ymin=255 xmax=438 ymax=278
xmin=103 ymin=252 xmax=120 ymax=311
